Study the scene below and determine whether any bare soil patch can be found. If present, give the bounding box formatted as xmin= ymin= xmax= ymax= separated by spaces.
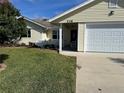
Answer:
xmin=0 ymin=64 xmax=7 ymax=72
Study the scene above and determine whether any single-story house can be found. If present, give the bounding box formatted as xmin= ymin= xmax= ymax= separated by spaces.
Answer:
xmin=49 ymin=0 xmax=124 ymax=53
xmin=18 ymin=17 xmax=59 ymax=47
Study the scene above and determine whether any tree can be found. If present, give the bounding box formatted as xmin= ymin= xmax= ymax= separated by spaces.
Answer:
xmin=0 ymin=0 xmax=27 ymax=44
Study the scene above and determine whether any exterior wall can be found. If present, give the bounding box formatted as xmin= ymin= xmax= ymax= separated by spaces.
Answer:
xmin=47 ymin=30 xmax=52 ymax=40
xmin=19 ymin=20 xmax=59 ymax=47
xmin=19 ymin=29 xmax=59 ymax=46
xmin=46 ymin=30 xmax=59 ymax=46
xmin=78 ymin=23 xmax=85 ymax=52
xmin=19 ymin=29 xmax=43 ymax=45
xmin=52 ymin=0 xmax=124 ymax=23
xmin=19 ymin=20 xmax=45 ymax=45
xmin=41 ymin=32 xmax=49 ymax=41
xmin=19 ymin=38 xmax=31 ymax=45
xmin=51 ymin=0 xmax=124 ymax=51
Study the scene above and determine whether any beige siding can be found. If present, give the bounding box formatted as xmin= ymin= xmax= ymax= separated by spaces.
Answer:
xmin=19 ymin=29 xmax=43 ymax=45
xmin=19 ymin=20 xmax=52 ymax=45
xmin=51 ymin=0 xmax=124 ymax=51
xmin=46 ymin=30 xmax=59 ymax=46
xmin=78 ymin=23 xmax=85 ymax=51
xmin=31 ymin=29 xmax=43 ymax=41
xmin=19 ymin=20 xmax=44 ymax=45
xmin=19 ymin=20 xmax=59 ymax=46
xmin=19 ymin=28 xmax=59 ymax=46
xmin=19 ymin=38 xmax=31 ymax=45
xmin=52 ymin=0 xmax=124 ymax=23
xmin=47 ymin=30 xmax=53 ymax=39
xmin=42 ymin=32 xmax=49 ymax=41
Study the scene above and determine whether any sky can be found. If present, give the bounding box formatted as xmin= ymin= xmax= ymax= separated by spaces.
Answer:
xmin=10 ymin=0 xmax=85 ymax=19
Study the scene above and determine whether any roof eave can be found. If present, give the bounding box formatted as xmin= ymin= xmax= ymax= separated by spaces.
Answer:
xmin=24 ymin=17 xmax=48 ymax=29
xmin=49 ymin=0 xmax=95 ymax=22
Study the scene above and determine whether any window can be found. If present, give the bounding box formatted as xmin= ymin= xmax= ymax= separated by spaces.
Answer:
xmin=27 ymin=29 xmax=31 ymax=37
xmin=52 ymin=30 xmax=58 ymax=39
xmin=21 ymin=29 xmax=31 ymax=38
xmin=108 ymin=0 xmax=118 ymax=8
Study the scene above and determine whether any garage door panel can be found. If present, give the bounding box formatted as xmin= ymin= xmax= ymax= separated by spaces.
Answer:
xmin=87 ymin=24 xmax=124 ymax=28
xmin=85 ymin=23 xmax=124 ymax=52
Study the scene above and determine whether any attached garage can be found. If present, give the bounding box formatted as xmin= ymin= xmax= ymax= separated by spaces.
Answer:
xmin=49 ymin=0 xmax=124 ymax=53
xmin=85 ymin=23 xmax=124 ymax=53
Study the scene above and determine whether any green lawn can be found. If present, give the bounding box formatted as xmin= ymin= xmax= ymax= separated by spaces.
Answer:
xmin=0 ymin=48 xmax=76 ymax=93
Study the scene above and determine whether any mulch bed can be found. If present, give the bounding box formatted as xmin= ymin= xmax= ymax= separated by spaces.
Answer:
xmin=0 ymin=64 xmax=7 ymax=72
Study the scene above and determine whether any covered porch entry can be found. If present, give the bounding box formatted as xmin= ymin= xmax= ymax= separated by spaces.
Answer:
xmin=59 ymin=23 xmax=84 ymax=53
xmin=59 ymin=23 xmax=78 ymax=51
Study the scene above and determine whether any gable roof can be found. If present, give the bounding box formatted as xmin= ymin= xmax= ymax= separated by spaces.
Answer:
xmin=34 ymin=19 xmax=55 ymax=28
xmin=24 ymin=17 xmax=48 ymax=29
xmin=24 ymin=17 xmax=58 ymax=30
xmin=49 ymin=0 xmax=95 ymax=22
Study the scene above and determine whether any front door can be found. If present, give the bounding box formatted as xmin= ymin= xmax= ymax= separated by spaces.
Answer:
xmin=71 ymin=30 xmax=77 ymax=42
xmin=71 ymin=30 xmax=77 ymax=50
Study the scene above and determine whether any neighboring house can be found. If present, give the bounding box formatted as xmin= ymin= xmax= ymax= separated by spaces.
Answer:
xmin=19 ymin=17 xmax=59 ymax=47
xmin=49 ymin=0 xmax=124 ymax=53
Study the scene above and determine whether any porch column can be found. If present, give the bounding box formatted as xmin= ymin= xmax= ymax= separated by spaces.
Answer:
xmin=78 ymin=23 xmax=85 ymax=52
xmin=59 ymin=24 xmax=62 ymax=52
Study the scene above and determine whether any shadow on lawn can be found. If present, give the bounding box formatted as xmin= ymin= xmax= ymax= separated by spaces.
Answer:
xmin=108 ymin=57 xmax=124 ymax=64
xmin=0 ymin=54 xmax=9 ymax=64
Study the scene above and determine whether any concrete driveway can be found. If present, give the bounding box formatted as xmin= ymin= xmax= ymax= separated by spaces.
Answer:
xmin=76 ymin=53 xmax=124 ymax=93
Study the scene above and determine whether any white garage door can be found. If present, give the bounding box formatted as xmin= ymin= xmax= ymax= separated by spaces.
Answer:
xmin=85 ymin=23 xmax=124 ymax=52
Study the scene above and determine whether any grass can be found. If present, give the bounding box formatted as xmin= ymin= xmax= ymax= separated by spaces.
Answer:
xmin=0 ymin=48 xmax=76 ymax=93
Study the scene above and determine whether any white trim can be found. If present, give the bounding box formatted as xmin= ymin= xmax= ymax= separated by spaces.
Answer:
xmin=27 ymin=26 xmax=32 ymax=29
xmin=59 ymin=24 xmax=63 ymax=52
xmin=84 ymin=24 xmax=87 ymax=53
xmin=49 ymin=0 xmax=95 ymax=22
xmin=77 ymin=23 xmax=80 ymax=51
xmin=86 ymin=21 xmax=124 ymax=25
